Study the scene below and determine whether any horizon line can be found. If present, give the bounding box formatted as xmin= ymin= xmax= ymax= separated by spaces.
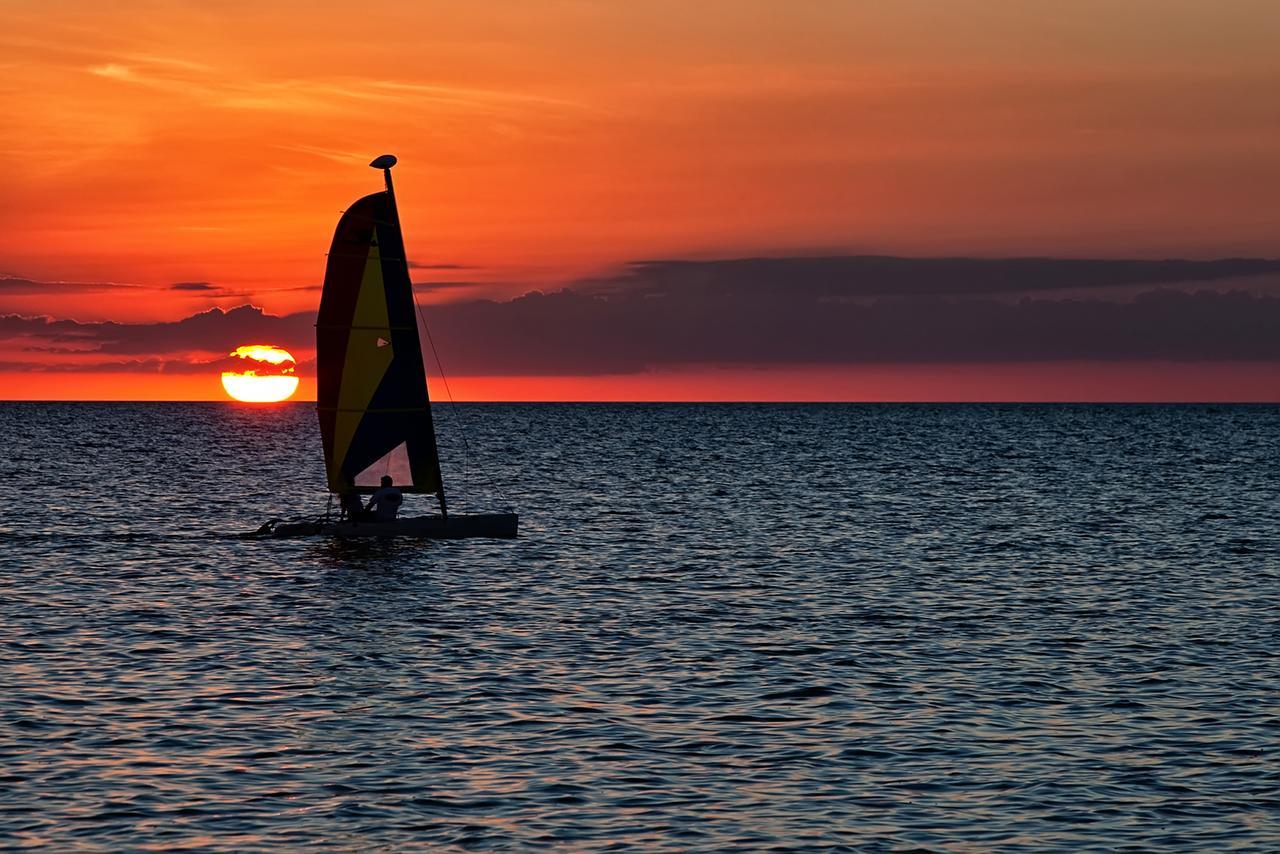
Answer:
xmin=2 ymin=398 xmax=1276 ymax=405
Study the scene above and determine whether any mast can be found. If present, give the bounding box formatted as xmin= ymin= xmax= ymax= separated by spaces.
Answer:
xmin=371 ymin=153 xmax=399 ymax=215
xmin=368 ymin=155 xmax=448 ymax=521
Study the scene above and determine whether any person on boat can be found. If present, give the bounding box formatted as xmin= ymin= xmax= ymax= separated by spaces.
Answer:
xmin=340 ymin=491 xmax=367 ymax=522
xmin=366 ymin=475 xmax=404 ymax=522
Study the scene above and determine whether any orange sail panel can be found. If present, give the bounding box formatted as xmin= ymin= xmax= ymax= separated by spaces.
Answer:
xmin=316 ymin=191 xmax=443 ymax=495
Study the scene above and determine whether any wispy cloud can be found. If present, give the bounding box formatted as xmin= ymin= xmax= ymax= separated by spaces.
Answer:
xmin=119 ymin=53 xmax=213 ymax=73
xmin=0 ymin=275 xmax=142 ymax=295
xmin=85 ymin=57 xmax=584 ymax=119
xmin=412 ymin=281 xmax=484 ymax=291
xmin=272 ymin=143 xmax=370 ymax=165
xmin=364 ymin=79 xmax=587 ymax=112
xmin=87 ymin=62 xmax=136 ymax=81
xmin=407 ymin=261 xmax=474 ymax=270
xmin=0 ymin=32 xmax=208 ymax=71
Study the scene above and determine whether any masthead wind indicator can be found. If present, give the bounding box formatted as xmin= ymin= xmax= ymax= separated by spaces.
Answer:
xmin=370 ymin=154 xmax=399 ymax=197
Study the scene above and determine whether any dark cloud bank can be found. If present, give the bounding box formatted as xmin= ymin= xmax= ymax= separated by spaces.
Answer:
xmin=600 ymin=256 xmax=1280 ymax=299
xmin=4 ymin=256 xmax=1280 ymax=374
xmin=2 ymin=305 xmax=314 ymax=356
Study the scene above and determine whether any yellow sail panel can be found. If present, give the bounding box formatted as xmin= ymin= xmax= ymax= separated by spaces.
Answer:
xmin=330 ymin=239 xmax=395 ymax=474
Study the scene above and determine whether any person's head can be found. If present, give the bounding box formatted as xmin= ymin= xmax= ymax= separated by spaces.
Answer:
xmin=381 ymin=475 xmax=393 ymax=488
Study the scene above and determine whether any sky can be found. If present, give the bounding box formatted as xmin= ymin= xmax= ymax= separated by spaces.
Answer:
xmin=1 ymin=0 xmax=1278 ymax=400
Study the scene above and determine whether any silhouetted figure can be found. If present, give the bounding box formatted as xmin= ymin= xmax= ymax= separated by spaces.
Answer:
xmin=340 ymin=491 xmax=368 ymax=522
xmin=366 ymin=475 xmax=403 ymax=522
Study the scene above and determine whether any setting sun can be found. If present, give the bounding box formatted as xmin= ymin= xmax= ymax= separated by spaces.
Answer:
xmin=220 ymin=344 xmax=299 ymax=403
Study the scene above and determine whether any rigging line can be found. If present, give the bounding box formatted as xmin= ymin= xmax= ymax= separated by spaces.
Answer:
xmin=414 ymin=296 xmax=471 ymax=499
xmin=412 ymin=294 xmax=502 ymax=505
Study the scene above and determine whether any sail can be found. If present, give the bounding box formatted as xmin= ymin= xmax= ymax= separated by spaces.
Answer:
xmin=316 ymin=185 xmax=444 ymax=496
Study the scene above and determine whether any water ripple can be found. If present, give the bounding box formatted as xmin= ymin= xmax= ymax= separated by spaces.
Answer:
xmin=0 ymin=403 xmax=1277 ymax=849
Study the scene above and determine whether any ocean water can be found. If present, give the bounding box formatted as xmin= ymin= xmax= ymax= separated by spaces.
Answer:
xmin=1 ymin=402 xmax=1277 ymax=850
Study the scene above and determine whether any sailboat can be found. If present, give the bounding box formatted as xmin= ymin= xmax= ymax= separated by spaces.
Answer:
xmin=255 ymin=155 xmax=517 ymax=539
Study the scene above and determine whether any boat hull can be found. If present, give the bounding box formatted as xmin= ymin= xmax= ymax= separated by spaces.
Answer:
xmin=255 ymin=513 xmax=518 ymax=540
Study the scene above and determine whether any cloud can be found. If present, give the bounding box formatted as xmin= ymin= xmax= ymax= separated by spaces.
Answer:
xmin=413 ymin=257 xmax=1280 ymax=373
xmin=412 ymin=281 xmax=483 ymax=291
xmin=0 ymin=275 xmax=139 ymax=294
xmin=272 ymin=143 xmax=371 ymax=165
xmin=588 ymin=256 xmax=1280 ymax=300
xmin=362 ymin=79 xmax=585 ymax=112
xmin=1 ymin=305 xmax=313 ymax=356
xmin=0 ymin=355 xmax=316 ymax=375
xmin=3 ymin=257 xmax=1279 ymax=376
xmin=407 ymin=284 xmax=1280 ymax=375
xmin=87 ymin=63 xmax=137 ymax=81
xmin=85 ymin=56 xmax=584 ymax=119
xmin=120 ymin=54 xmax=213 ymax=73
xmin=170 ymin=281 xmax=218 ymax=291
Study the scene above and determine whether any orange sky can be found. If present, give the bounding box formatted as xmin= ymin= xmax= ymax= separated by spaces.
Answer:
xmin=1 ymin=1 xmax=1279 ymax=399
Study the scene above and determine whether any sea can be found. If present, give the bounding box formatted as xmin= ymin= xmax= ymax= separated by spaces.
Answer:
xmin=1 ymin=402 xmax=1277 ymax=851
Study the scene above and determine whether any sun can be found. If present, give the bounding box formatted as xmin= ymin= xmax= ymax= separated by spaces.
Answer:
xmin=221 ymin=344 xmax=299 ymax=403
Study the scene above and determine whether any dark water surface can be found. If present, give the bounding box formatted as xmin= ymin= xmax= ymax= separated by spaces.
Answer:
xmin=1 ymin=403 xmax=1277 ymax=850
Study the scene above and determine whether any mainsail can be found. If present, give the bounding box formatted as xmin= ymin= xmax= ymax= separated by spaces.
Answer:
xmin=316 ymin=157 xmax=445 ymax=509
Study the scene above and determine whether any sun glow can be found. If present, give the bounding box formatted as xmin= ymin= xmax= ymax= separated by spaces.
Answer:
xmin=230 ymin=344 xmax=295 ymax=365
xmin=220 ymin=344 xmax=299 ymax=402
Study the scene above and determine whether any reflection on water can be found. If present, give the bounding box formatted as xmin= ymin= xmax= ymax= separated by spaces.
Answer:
xmin=1 ymin=403 xmax=1277 ymax=848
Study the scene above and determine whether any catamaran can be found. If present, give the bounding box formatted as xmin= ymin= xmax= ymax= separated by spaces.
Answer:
xmin=254 ymin=155 xmax=517 ymax=539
